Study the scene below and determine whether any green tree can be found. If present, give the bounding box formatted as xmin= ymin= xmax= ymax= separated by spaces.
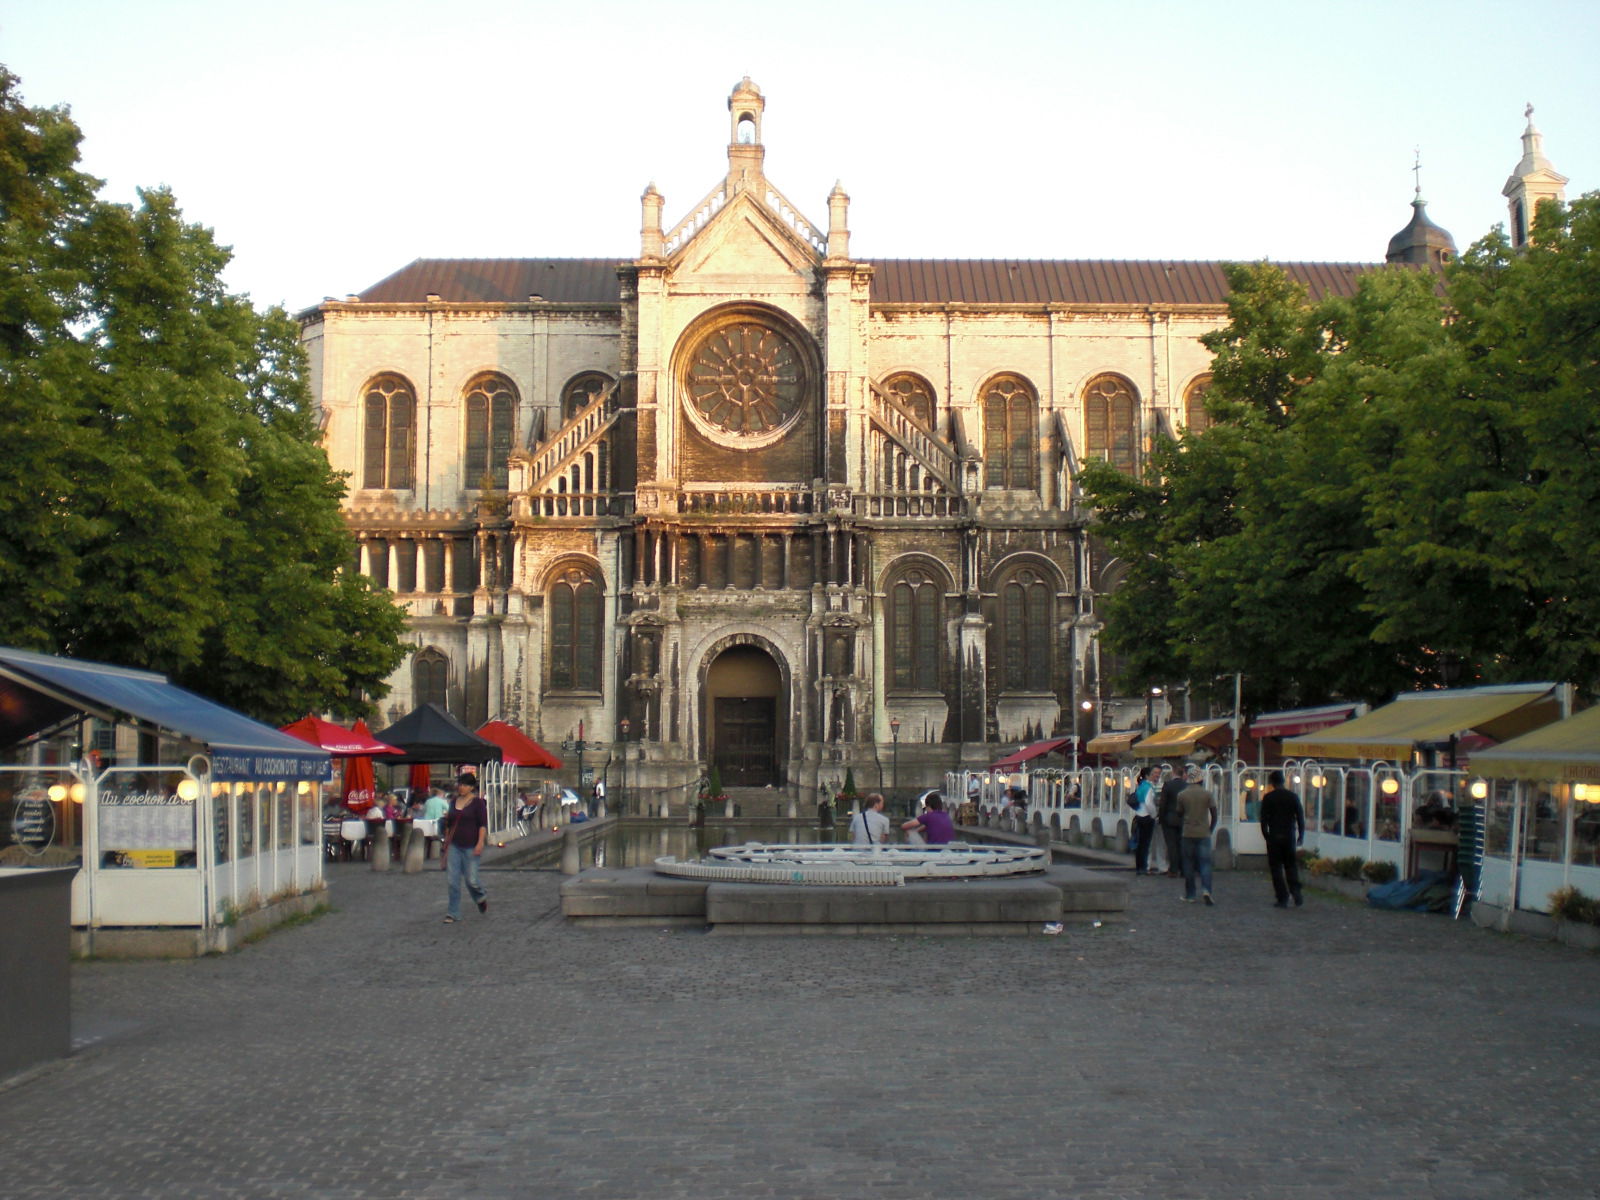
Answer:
xmin=1084 ymin=202 xmax=1600 ymax=710
xmin=0 ymin=66 xmax=407 ymax=720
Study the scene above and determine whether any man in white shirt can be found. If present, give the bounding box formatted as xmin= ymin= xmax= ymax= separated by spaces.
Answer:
xmin=850 ymin=793 xmax=891 ymax=845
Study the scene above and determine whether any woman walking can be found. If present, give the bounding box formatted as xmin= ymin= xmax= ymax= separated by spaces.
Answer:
xmin=442 ymin=773 xmax=489 ymax=923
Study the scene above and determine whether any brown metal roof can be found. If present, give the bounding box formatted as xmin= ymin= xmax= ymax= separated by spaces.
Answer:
xmin=866 ymin=259 xmax=1378 ymax=305
xmin=357 ymin=259 xmax=625 ymax=304
xmin=351 ymin=256 xmax=1377 ymax=307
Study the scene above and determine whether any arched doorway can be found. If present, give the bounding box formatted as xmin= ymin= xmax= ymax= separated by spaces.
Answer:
xmin=704 ymin=644 xmax=782 ymax=787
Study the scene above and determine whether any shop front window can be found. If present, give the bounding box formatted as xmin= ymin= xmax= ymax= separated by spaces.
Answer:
xmin=1573 ymin=789 xmax=1600 ymax=867
xmin=1523 ymin=787 xmax=1563 ymax=863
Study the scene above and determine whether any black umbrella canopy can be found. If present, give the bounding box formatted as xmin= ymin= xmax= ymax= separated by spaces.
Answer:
xmin=373 ymin=703 xmax=503 ymax=765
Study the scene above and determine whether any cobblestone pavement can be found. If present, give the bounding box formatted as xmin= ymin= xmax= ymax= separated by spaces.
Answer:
xmin=5 ymin=857 xmax=1599 ymax=1198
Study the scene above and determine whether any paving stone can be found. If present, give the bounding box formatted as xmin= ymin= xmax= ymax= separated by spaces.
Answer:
xmin=1 ymin=860 xmax=1596 ymax=1198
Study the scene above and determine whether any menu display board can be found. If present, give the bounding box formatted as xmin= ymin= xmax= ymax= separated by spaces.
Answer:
xmin=99 ymin=791 xmax=195 ymax=868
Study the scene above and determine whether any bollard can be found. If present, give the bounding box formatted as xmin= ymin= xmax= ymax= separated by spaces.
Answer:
xmin=402 ymin=825 xmax=425 ymax=874
xmin=1035 ymin=827 xmax=1054 ymax=861
xmin=560 ymin=823 xmax=581 ymax=875
xmin=786 ymin=796 xmax=797 ymax=820
xmin=369 ymin=826 xmax=390 ymax=872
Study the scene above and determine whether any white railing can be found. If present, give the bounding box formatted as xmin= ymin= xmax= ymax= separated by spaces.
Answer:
xmin=762 ymin=186 xmax=827 ymax=255
xmin=663 ymin=185 xmax=729 ymax=256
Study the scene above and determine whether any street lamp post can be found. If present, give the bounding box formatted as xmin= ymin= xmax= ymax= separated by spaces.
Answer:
xmin=561 ymin=721 xmax=605 ymax=816
xmin=890 ymin=716 xmax=901 ymax=809
xmin=619 ymin=717 xmax=630 ymax=818
xmin=1145 ymin=686 xmax=1164 ymax=734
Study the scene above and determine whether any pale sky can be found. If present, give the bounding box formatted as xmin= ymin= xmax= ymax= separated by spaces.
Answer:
xmin=5 ymin=0 xmax=1597 ymax=314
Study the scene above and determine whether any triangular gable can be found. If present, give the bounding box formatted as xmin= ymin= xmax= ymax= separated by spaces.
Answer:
xmin=670 ymin=189 xmax=819 ymax=281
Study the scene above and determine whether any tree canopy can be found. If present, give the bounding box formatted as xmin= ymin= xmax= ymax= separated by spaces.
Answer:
xmin=0 ymin=66 xmax=407 ymax=722
xmin=1081 ymin=193 xmax=1600 ymax=714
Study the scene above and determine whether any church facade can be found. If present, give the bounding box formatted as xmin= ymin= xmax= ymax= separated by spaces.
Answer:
xmin=300 ymin=81 xmax=1562 ymax=802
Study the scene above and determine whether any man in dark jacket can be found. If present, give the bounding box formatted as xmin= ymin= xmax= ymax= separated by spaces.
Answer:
xmin=1157 ymin=763 xmax=1187 ymax=878
xmin=1259 ymin=770 xmax=1306 ymax=908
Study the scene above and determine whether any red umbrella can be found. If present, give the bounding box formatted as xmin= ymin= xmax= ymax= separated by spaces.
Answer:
xmin=409 ymin=763 xmax=432 ymax=793
xmin=279 ymin=714 xmax=402 ymax=757
xmin=476 ymin=721 xmax=563 ymax=768
xmin=338 ymin=718 xmax=390 ymax=811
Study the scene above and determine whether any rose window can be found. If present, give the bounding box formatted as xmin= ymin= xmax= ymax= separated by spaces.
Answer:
xmin=684 ymin=321 xmax=805 ymax=443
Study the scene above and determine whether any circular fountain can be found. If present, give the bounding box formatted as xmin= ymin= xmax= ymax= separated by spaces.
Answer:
xmin=653 ymin=841 xmax=1047 ymax=886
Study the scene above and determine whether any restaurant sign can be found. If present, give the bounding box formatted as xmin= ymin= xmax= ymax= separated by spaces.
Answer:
xmin=210 ymin=750 xmax=330 ymax=782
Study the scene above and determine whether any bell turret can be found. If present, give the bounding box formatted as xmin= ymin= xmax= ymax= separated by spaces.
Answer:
xmin=727 ymin=76 xmax=765 ymax=189
xmin=1503 ymin=104 xmax=1568 ymax=248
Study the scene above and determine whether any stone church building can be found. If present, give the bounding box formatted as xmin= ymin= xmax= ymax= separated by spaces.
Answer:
xmin=300 ymin=81 xmax=1565 ymax=802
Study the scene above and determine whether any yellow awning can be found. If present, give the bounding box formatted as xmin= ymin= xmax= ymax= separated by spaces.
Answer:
xmin=1468 ymin=705 xmax=1600 ymax=782
xmin=1131 ymin=720 xmax=1232 ymax=757
xmin=1283 ymin=684 xmax=1560 ymax=760
xmin=1084 ymin=730 xmax=1142 ymax=754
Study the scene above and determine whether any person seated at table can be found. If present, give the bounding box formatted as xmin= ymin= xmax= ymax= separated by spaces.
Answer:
xmin=421 ymin=785 xmax=450 ymax=859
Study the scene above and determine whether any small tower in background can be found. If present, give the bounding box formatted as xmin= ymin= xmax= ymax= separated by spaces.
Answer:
xmin=1503 ymin=104 xmax=1568 ymax=248
xmin=1386 ymin=150 xmax=1456 ymax=269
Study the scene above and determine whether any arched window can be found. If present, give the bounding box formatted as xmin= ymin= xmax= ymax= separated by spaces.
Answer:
xmin=996 ymin=566 xmax=1053 ymax=692
xmin=413 ymin=648 xmax=449 ymax=710
xmin=1184 ymin=374 xmax=1212 ymax=434
xmin=981 ymin=374 xmax=1037 ymax=490
xmin=561 ymin=372 xmax=612 ymax=422
xmin=464 ymin=373 xmax=518 ymax=489
xmin=882 ymin=373 xmax=936 ymax=427
xmin=549 ymin=565 xmax=603 ymax=691
xmin=1084 ymin=374 xmax=1140 ymax=472
xmin=888 ymin=567 xmax=943 ymax=692
xmin=362 ymin=374 xmax=415 ymax=490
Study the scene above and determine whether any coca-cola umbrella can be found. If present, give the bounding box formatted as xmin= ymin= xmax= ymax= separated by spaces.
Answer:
xmin=341 ymin=719 xmax=391 ymax=811
xmin=279 ymin=714 xmax=401 ymax=813
xmin=279 ymin=714 xmax=402 ymax=757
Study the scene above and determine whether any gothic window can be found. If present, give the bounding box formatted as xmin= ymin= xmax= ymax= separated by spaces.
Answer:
xmin=562 ymin=372 xmax=612 ymax=422
xmin=549 ymin=566 xmax=603 ymax=692
xmin=996 ymin=567 xmax=1053 ymax=692
xmin=889 ymin=568 xmax=942 ymax=692
xmin=981 ymin=374 xmax=1037 ymax=490
xmin=362 ymin=374 xmax=416 ymax=490
xmin=1184 ymin=374 xmax=1212 ymax=434
xmin=414 ymin=648 xmax=448 ymax=710
xmin=1084 ymin=374 xmax=1140 ymax=472
xmin=464 ymin=373 xmax=518 ymax=489
xmin=882 ymin=373 xmax=936 ymax=427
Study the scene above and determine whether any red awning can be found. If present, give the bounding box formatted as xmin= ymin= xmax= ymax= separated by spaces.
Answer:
xmin=989 ymin=735 xmax=1075 ymax=772
xmin=279 ymin=714 xmax=402 ymax=757
xmin=1248 ymin=704 xmax=1361 ymax=740
xmin=476 ymin=721 xmax=563 ymax=768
